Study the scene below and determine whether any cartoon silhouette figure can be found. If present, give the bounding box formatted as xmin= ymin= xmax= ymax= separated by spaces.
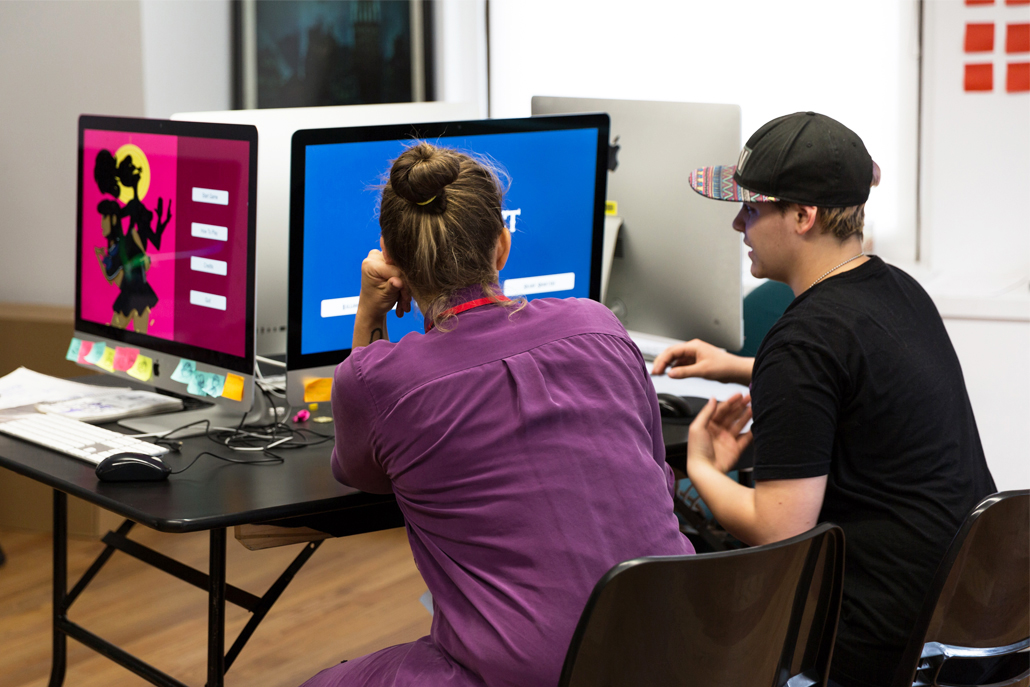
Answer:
xmin=93 ymin=148 xmax=172 ymax=334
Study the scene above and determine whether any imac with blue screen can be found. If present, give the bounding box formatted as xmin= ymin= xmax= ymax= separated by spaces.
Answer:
xmin=286 ymin=114 xmax=609 ymax=404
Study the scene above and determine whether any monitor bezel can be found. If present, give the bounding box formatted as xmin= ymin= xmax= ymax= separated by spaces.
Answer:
xmin=76 ymin=115 xmax=258 ymax=376
xmin=286 ymin=113 xmax=610 ymax=373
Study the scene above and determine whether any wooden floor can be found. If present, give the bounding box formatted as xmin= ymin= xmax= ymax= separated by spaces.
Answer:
xmin=0 ymin=524 xmax=431 ymax=686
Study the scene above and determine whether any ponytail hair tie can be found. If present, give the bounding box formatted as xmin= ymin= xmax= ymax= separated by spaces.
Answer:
xmin=415 ymin=195 xmax=437 ymax=206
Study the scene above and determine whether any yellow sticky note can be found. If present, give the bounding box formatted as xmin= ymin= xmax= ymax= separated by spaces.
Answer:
xmin=304 ymin=378 xmax=332 ymax=403
xmin=127 ymin=354 xmax=153 ymax=382
xmin=95 ymin=346 xmax=117 ymax=372
xmin=221 ymin=373 xmax=245 ymax=402
xmin=605 ymin=200 xmax=618 ymax=216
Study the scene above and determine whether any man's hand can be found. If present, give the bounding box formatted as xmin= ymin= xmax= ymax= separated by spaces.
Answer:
xmin=358 ymin=249 xmax=411 ymax=320
xmin=687 ymin=394 xmax=753 ymax=475
xmin=651 ymin=339 xmax=754 ymax=385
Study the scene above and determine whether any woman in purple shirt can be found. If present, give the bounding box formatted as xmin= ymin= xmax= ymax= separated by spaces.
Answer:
xmin=301 ymin=143 xmax=693 ymax=687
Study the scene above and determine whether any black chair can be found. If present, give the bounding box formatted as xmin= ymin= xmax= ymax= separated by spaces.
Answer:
xmin=892 ymin=490 xmax=1029 ymax=687
xmin=558 ymin=522 xmax=845 ymax=687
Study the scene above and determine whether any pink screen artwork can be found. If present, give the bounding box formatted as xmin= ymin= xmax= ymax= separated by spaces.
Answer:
xmin=80 ymin=130 xmax=251 ymax=358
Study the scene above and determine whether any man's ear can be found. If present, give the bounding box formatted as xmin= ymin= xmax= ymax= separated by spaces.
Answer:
xmin=794 ymin=206 xmax=818 ymax=236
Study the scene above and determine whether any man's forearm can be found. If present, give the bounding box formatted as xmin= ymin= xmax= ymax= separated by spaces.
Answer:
xmin=687 ymin=461 xmax=826 ymax=546
xmin=687 ymin=461 xmax=762 ymax=545
xmin=731 ymin=356 xmax=755 ymax=386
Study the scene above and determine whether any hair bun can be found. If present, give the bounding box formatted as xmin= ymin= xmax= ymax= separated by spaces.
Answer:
xmin=390 ymin=142 xmax=461 ymax=210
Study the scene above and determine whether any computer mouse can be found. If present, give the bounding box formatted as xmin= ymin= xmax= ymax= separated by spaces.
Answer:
xmin=657 ymin=393 xmax=703 ymax=421
xmin=95 ymin=452 xmax=171 ymax=482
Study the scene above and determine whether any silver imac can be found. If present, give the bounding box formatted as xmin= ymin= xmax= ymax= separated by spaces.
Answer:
xmin=172 ymin=102 xmax=478 ymax=356
xmin=532 ymin=97 xmax=743 ymax=352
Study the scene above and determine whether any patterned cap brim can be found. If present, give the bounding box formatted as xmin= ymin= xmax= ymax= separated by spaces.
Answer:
xmin=689 ymin=165 xmax=778 ymax=203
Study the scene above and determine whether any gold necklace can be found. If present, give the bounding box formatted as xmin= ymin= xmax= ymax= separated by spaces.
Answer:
xmin=808 ymin=253 xmax=865 ymax=291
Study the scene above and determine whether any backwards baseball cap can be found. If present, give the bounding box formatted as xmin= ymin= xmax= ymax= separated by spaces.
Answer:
xmin=689 ymin=111 xmax=874 ymax=207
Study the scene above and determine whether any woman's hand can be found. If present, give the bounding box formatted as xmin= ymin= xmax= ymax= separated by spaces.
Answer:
xmin=359 ymin=249 xmax=411 ymax=320
xmin=651 ymin=339 xmax=754 ymax=386
xmin=686 ymin=394 xmax=753 ymax=476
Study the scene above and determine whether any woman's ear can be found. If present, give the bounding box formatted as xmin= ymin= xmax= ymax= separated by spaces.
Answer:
xmin=495 ymin=228 xmax=511 ymax=271
xmin=380 ymin=236 xmax=394 ymax=265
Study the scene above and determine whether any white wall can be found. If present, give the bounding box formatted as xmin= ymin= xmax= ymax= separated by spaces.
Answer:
xmin=433 ymin=0 xmax=489 ymax=117
xmin=139 ymin=0 xmax=232 ymax=118
xmin=920 ymin=0 xmax=1030 ymax=278
xmin=0 ymin=1 xmax=146 ymax=307
xmin=488 ymin=0 xmax=921 ymax=264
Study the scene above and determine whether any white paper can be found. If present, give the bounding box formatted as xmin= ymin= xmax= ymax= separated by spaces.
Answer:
xmin=0 ymin=367 xmax=122 ymax=412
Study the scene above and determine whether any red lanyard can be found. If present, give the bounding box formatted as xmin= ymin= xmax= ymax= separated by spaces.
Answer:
xmin=427 ymin=295 xmax=510 ymax=331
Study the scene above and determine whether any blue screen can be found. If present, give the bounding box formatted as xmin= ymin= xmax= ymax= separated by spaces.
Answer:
xmin=300 ymin=128 xmax=600 ymax=355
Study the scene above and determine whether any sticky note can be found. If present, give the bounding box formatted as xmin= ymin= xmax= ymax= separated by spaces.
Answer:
xmin=84 ymin=341 xmax=107 ymax=365
xmin=95 ymin=346 xmax=117 ymax=372
xmin=221 ymin=374 xmax=245 ymax=402
xmin=65 ymin=338 xmax=82 ymax=362
xmin=171 ymin=358 xmax=197 ymax=384
xmin=187 ymin=371 xmax=206 ymax=396
xmin=1007 ymin=23 xmax=1030 ymax=53
xmin=1008 ymin=62 xmax=1030 ymax=92
xmin=113 ymin=347 xmax=139 ymax=371
xmin=76 ymin=340 xmax=94 ymax=365
xmin=1006 ymin=0 xmax=1029 ymax=6
xmin=964 ymin=63 xmax=993 ymax=91
xmin=965 ymin=23 xmax=994 ymax=52
xmin=304 ymin=378 xmax=333 ymax=403
xmin=966 ymin=0 xmax=993 ymax=5
xmin=605 ymin=200 xmax=618 ymax=216
xmin=200 ymin=372 xmax=226 ymax=398
xmin=127 ymin=354 xmax=154 ymax=382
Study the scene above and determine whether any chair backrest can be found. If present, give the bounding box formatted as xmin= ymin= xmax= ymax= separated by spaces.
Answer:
xmin=892 ymin=490 xmax=1030 ymax=687
xmin=558 ymin=523 xmax=845 ymax=687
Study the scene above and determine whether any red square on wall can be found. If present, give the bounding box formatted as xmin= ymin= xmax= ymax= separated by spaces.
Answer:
xmin=966 ymin=0 xmax=994 ymax=5
xmin=1007 ymin=23 xmax=1030 ymax=53
xmin=966 ymin=23 xmax=995 ymax=52
xmin=965 ymin=63 xmax=994 ymax=91
xmin=1008 ymin=62 xmax=1030 ymax=91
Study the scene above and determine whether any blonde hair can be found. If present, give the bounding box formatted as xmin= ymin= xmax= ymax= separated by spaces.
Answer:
xmin=775 ymin=161 xmax=882 ymax=241
xmin=379 ymin=142 xmax=518 ymax=329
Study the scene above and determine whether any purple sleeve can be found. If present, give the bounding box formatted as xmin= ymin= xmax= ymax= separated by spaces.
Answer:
xmin=330 ymin=354 xmax=394 ymax=494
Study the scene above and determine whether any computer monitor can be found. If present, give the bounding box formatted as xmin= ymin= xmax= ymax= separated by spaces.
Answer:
xmin=172 ymin=102 xmax=478 ymax=357
xmin=75 ymin=115 xmax=259 ymax=432
xmin=285 ymin=114 xmax=610 ymax=405
xmin=532 ymin=97 xmax=744 ymax=352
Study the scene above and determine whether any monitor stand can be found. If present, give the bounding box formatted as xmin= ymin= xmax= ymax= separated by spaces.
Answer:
xmin=117 ymin=391 xmax=277 ymax=438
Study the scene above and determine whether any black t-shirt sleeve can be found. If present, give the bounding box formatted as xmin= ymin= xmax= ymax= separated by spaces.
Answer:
xmin=751 ymin=341 xmax=842 ymax=481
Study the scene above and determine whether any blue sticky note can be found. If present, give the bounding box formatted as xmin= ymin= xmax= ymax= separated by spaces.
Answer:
xmin=65 ymin=338 xmax=82 ymax=362
xmin=186 ymin=371 xmax=206 ymax=396
xmin=84 ymin=341 xmax=106 ymax=365
xmin=171 ymin=358 xmax=197 ymax=384
xmin=201 ymin=372 xmax=226 ymax=398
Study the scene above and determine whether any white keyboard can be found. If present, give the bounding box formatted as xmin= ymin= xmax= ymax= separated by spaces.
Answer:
xmin=0 ymin=413 xmax=169 ymax=465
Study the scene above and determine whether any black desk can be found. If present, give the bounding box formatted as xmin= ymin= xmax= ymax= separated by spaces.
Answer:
xmin=0 ymin=420 xmax=403 ymax=687
xmin=0 ymin=396 xmax=725 ymax=686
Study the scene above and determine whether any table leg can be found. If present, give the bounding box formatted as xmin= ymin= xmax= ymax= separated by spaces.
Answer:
xmin=48 ymin=490 xmax=67 ymax=687
xmin=207 ymin=527 xmax=226 ymax=687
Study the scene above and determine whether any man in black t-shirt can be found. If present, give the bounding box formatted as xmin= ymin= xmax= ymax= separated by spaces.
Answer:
xmin=652 ymin=112 xmax=996 ymax=687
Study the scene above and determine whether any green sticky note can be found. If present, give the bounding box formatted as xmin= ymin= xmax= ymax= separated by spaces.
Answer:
xmin=84 ymin=341 xmax=106 ymax=365
xmin=171 ymin=358 xmax=197 ymax=384
xmin=200 ymin=372 xmax=226 ymax=398
xmin=65 ymin=338 xmax=82 ymax=362
xmin=187 ymin=371 xmax=206 ymax=396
